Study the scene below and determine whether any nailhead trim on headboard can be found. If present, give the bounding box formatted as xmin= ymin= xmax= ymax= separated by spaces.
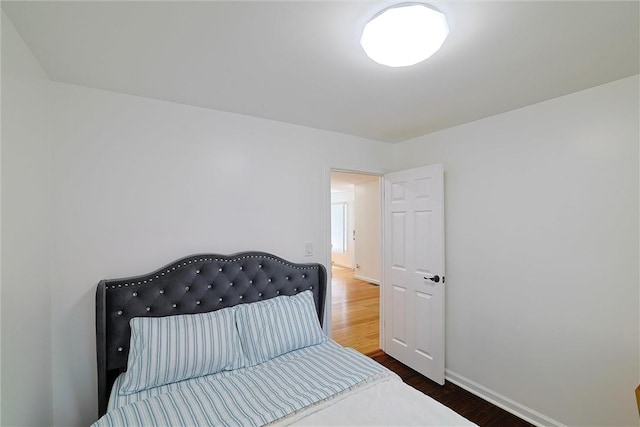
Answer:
xmin=107 ymin=255 xmax=318 ymax=290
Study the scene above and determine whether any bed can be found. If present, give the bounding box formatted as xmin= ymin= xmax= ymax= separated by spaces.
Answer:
xmin=94 ymin=251 xmax=475 ymax=426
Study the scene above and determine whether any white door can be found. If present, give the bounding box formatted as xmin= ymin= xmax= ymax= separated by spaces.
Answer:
xmin=383 ymin=164 xmax=445 ymax=384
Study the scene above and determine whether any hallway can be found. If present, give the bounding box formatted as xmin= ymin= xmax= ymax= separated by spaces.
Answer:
xmin=330 ymin=266 xmax=380 ymax=354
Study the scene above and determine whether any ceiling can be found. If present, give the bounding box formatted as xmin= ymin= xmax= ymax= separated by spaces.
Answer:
xmin=3 ymin=1 xmax=638 ymax=143
xmin=331 ymin=171 xmax=379 ymax=193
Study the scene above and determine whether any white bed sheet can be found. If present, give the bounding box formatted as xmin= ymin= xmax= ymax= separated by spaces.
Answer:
xmin=277 ymin=373 xmax=477 ymax=427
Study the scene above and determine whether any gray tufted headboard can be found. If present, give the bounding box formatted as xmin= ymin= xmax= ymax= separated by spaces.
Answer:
xmin=95 ymin=251 xmax=327 ymax=417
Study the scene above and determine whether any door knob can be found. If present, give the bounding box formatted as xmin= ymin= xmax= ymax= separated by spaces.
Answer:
xmin=424 ymin=275 xmax=440 ymax=283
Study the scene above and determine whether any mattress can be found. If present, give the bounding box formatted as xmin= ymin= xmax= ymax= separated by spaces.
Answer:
xmin=95 ymin=340 xmax=476 ymax=427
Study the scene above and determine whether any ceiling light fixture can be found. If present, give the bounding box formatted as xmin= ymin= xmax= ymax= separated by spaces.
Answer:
xmin=360 ymin=3 xmax=449 ymax=67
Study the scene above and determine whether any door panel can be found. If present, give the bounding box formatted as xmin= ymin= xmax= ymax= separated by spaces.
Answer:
xmin=414 ymin=290 xmax=433 ymax=359
xmin=414 ymin=210 xmax=432 ymax=273
xmin=391 ymin=285 xmax=408 ymax=347
xmin=391 ymin=212 xmax=406 ymax=268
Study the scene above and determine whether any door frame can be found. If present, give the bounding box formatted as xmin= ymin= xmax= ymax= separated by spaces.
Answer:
xmin=323 ymin=163 xmax=385 ymax=346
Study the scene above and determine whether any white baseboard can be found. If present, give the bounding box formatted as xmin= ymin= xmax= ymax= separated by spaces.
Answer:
xmin=353 ymin=274 xmax=380 ymax=285
xmin=445 ymin=369 xmax=565 ymax=427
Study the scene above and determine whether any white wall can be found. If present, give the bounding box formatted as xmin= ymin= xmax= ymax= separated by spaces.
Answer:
xmin=1 ymin=12 xmax=53 ymax=426
xmin=354 ymin=178 xmax=381 ymax=284
xmin=48 ymin=82 xmax=391 ymax=426
xmin=393 ymin=75 xmax=640 ymax=426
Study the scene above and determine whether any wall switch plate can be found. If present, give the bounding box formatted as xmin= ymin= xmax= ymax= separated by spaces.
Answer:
xmin=304 ymin=242 xmax=313 ymax=256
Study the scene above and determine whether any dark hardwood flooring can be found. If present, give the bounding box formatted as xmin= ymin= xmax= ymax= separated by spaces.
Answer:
xmin=368 ymin=350 xmax=535 ymax=427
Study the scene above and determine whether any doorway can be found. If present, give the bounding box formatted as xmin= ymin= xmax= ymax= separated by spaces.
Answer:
xmin=330 ymin=170 xmax=382 ymax=354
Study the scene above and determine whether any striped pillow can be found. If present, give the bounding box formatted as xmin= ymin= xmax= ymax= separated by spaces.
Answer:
xmin=236 ymin=290 xmax=326 ymax=366
xmin=120 ymin=307 xmax=245 ymax=394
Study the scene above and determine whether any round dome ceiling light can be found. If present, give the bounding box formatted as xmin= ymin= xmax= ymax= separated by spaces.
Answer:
xmin=360 ymin=3 xmax=449 ymax=67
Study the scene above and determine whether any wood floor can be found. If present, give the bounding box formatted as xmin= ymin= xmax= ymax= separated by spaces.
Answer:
xmin=331 ymin=266 xmax=533 ymax=427
xmin=330 ymin=266 xmax=380 ymax=354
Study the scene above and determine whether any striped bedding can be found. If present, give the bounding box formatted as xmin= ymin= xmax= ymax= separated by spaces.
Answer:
xmin=93 ymin=340 xmax=393 ymax=427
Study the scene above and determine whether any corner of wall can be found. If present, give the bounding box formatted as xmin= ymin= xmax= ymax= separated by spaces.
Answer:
xmin=1 ymin=10 xmax=54 ymax=427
